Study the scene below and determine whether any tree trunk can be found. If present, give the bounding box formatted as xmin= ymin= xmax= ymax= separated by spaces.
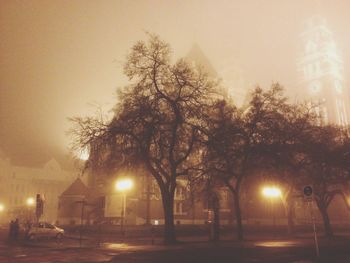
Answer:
xmin=315 ymin=197 xmax=333 ymax=238
xmin=317 ymin=201 xmax=333 ymax=238
xmin=212 ymin=195 xmax=220 ymax=242
xmin=145 ymin=174 xmax=151 ymax=225
xmin=161 ymin=193 xmax=177 ymax=244
xmin=233 ymin=191 xmax=243 ymax=241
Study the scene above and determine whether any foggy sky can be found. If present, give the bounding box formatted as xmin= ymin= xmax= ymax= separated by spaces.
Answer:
xmin=1 ymin=0 xmax=350 ymax=167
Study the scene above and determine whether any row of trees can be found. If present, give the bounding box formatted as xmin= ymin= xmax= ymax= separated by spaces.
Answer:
xmin=71 ymin=35 xmax=350 ymax=244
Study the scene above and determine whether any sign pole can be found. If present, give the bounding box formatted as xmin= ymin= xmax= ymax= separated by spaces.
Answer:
xmin=308 ymin=200 xmax=320 ymax=257
xmin=303 ymin=185 xmax=320 ymax=258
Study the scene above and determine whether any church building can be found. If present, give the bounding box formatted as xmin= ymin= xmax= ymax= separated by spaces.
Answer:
xmin=297 ymin=16 xmax=350 ymax=126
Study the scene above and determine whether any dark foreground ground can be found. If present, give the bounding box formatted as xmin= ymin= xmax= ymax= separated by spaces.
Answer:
xmin=2 ymin=237 xmax=350 ymax=263
xmin=1 ymin=226 xmax=350 ymax=263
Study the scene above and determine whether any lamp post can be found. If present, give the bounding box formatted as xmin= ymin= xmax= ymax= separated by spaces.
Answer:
xmin=115 ymin=178 xmax=133 ymax=239
xmin=0 ymin=203 xmax=4 ymax=216
xmin=0 ymin=204 xmax=5 ymax=225
xmin=262 ymin=186 xmax=282 ymax=236
xmin=25 ymin=197 xmax=35 ymax=222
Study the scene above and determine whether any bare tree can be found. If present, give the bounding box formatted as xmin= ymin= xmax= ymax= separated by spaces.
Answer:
xmin=257 ymin=101 xmax=318 ymax=236
xmin=301 ymin=125 xmax=349 ymax=238
xmin=204 ymin=84 xmax=301 ymax=241
xmin=258 ymin=98 xmax=350 ymax=238
xmin=70 ymin=34 xmax=215 ymax=244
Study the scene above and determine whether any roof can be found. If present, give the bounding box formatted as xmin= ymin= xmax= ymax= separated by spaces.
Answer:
xmin=60 ymin=177 xmax=89 ymax=197
xmin=186 ymin=44 xmax=218 ymax=77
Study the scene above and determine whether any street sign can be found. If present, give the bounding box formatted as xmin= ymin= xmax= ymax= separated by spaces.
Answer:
xmin=303 ymin=185 xmax=313 ymax=198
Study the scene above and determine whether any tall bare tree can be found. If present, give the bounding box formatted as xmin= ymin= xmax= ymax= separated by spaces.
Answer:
xmin=70 ymin=34 xmax=215 ymax=244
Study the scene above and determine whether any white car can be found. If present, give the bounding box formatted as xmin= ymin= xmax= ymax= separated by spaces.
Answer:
xmin=27 ymin=222 xmax=64 ymax=240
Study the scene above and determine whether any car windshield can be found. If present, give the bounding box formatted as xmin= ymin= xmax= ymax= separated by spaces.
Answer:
xmin=32 ymin=222 xmax=55 ymax=228
xmin=45 ymin=223 xmax=55 ymax=229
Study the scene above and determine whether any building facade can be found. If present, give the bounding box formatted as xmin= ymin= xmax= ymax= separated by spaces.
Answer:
xmin=0 ymin=155 xmax=77 ymax=223
xmin=297 ymin=15 xmax=350 ymax=125
xmin=58 ymin=169 xmax=350 ymax=228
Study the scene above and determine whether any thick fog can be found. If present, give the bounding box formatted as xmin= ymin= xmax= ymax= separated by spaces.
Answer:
xmin=1 ymin=0 xmax=350 ymax=167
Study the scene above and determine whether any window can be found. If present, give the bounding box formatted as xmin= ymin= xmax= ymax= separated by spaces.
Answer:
xmin=174 ymin=201 xmax=184 ymax=215
xmin=220 ymin=190 xmax=230 ymax=209
xmin=175 ymin=186 xmax=186 ymax=200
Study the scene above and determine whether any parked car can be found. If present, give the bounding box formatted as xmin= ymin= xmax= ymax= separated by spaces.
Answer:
xmin=27 ymin=222 xmax=64 ymax=240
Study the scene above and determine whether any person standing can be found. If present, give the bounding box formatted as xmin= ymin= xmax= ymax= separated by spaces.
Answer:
xmin=13 ymin=218 xmax=19 ymax=240
xmin=8 ymin=220 xmax=14 ymax=240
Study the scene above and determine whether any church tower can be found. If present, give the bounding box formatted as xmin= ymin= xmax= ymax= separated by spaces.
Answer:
xmin=297 ymin=16 xmax=350 ymax=126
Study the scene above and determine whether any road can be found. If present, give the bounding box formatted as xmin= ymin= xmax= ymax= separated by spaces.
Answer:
xmin=1 ymin=236 xmax=350 ymax=263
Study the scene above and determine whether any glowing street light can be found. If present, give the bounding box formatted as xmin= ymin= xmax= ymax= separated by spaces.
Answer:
xmin=26 ymin=197 xmax=35 ymax=207
xmin=262 ymin=187 xmax=282 ymax=198
xmin=115 ymin=178 xmax=134 ymax=239
xmin=0 ymin=203 xmax=4 ymax=212
xmin=115 ymin=179 xmax=133 ymax=192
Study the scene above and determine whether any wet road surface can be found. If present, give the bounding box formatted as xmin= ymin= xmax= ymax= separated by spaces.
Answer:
xmin=0 ymin=237 xmax=350 ymax=263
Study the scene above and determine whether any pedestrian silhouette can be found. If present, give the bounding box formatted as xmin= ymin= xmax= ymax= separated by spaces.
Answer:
xmin=13 ymin=218 xmax=19 ymax=240
xmin=8 ymin=220 xmax=14 ymax=240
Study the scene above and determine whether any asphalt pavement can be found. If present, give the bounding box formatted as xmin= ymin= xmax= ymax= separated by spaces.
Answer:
xmin=1 ymin=230 xmax=350 ymax=262
xmin=0 ymin=237 xmax=349 ymax=262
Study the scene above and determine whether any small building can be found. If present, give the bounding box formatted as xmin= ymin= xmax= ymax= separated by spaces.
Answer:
xmin=57 ymin=177 xmax=89 ymax=225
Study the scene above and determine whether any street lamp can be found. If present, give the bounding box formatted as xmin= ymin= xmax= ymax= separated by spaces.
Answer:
xmin=26 ymin=197 xmax=35 ymax=207
xmin=25 ymin=197 xmax=35 ymax=222
xmin=115 ymin=179 xmax=133 ymax=192
xmin=262 ymin=186 xmax=282 ymax=236
xmin=0 ymin=204 xmax=4 ymax=223
xmin=115 ymin=178 xmax=133 ymax=238
xmin=262 ymin=187 xmax=281 ymax=198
